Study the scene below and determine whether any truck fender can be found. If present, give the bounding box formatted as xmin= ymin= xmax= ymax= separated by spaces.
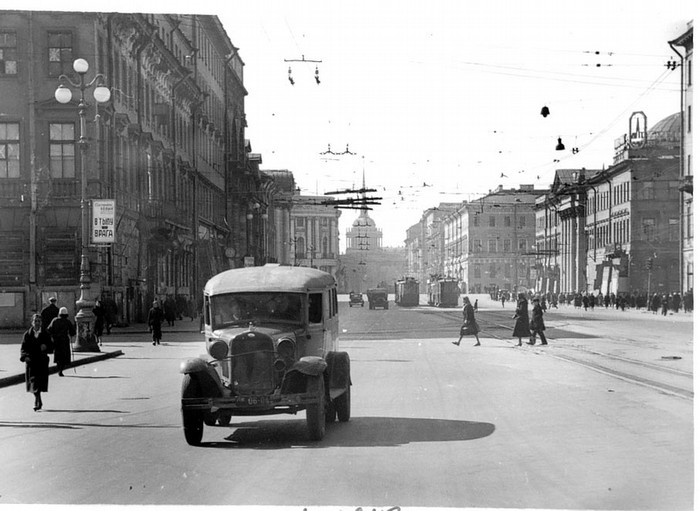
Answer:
xmin=179 ymin=358 xmax=224 ymax=397
xmin=325 ymin=351 xmax=352 ymax=394
xmin=180 ymin=357 xmax=209 ymax=375
xmin=292 ymin=356 xmax=328 ymax=376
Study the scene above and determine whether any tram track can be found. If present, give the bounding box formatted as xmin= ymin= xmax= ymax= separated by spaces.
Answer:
xmin=422 ymin=308 xmax=694 ymax=400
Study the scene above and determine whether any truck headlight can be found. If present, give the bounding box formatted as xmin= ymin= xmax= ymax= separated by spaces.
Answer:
xmin=276 ymin=337 xmax=296 ymax=360
xmin=209 ymin=339 xmax=229 ymax=360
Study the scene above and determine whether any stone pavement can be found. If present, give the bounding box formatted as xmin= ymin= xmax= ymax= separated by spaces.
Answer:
xmin=0 ymin=318 xmax=203 ymax=388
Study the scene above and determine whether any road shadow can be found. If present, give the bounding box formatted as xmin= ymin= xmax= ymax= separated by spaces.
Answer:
xmin=200 ymin=416 xmax=495 ymax=449
xmin=64 ymin=375 xmax=128 ymax=379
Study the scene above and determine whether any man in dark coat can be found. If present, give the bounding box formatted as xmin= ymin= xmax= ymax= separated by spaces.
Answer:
xmin=47 ymin=307 xmax=75 ymax=376
xmin=512 ymin=293 xmax=531 ymax=346
xmin=529 ymin=297 xmax=547 ymax=345
xmin=40 ymin=297 xmax=59 ymax=328
xmin=20 ymin=314 xmax=54 ymax=411
xmin=148 ymin=300 xmax=164 ymax=346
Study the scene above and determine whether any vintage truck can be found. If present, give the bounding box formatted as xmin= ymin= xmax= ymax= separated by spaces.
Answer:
xmin=179 ymin=264 xmax=351 ymax=445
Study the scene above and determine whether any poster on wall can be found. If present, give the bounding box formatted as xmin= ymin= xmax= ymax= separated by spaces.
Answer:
xmin=92 ymin=199 xmax=116 ymax=244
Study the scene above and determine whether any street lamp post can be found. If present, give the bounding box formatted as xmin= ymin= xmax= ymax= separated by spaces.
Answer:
xmin=55 ymin=58 xmax=111 ymax=353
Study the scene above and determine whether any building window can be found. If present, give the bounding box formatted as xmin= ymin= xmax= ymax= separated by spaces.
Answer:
xmin=669 ymin=218 xmax=680 ymax=242
xmin=642 ymin=218 xmax=656 ymax=241
xmin=0 ymin=122 xmax=20 ymax=178
xmin=473 ymin=215 xmax=479 ymax=226
xmin=503 ymin=238 xmax=511 ymax=252
xmin=488 ymin=239 xmax=497 ymax=252
xmin=473 ymin=265 xmax=481 ymax=278
xmin=640 ymin=185 xmax=655 ymax=200
xmin=48 ymin=32 xmax=73 ymax=77
xmin=519 ymin=215 xmax=526 ymax=228
xmin=295 ymin=217 xmax=305 ymax=228
xmin=504 ymin=216 xmax=511 ymax=227
xmin=295 ymin=236 xmax=305 ymax=259
xmin=489 ymin=263 xmax=496 ymax=278
xmin=688 ymin=105 xmax=692 ymax=133
xmin=518 ymin=238 xmax=527 ymax=251
xmin=488 ymin=215 xmax=495 ymax=227
xmin=49 ymin=123 xmax=75 ymax=178
xmin=0 ymin=32 xmax=18 ymax=75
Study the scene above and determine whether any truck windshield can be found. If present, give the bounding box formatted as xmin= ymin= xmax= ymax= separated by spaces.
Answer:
xmin=210 ymin=292 xmax=303 ymax=329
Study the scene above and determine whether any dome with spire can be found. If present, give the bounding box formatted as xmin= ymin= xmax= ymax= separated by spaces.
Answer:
xmin=352 ymin=212 xmax=376 ymax=228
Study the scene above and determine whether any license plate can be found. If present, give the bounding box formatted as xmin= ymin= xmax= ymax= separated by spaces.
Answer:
xmin=234 ymin=395 xmax=269 ymax=406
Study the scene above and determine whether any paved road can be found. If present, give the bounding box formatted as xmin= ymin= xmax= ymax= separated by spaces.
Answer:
xmin=0 ymin=298 xmax=693 ymax=509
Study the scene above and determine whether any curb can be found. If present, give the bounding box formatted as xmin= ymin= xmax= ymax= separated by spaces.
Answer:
xmin=0 ymin=350 xmax=124 ymax=389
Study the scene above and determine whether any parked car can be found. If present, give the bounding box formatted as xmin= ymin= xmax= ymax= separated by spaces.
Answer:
xmin=367 ymin=288 xmax=389 ymax=310
xmin=349 ymin=292 xmax=365 ymax=307
xmin=180 ymin=264 xmax=351 ymax=445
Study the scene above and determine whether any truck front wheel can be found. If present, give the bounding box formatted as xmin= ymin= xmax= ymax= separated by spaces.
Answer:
xmin=335 ymin=386 xmax=351 ymax=422
xmin=181 ymin=374 xmax=204 ymax=446
xmin=306 ymin=375 xmax=326 ymax=441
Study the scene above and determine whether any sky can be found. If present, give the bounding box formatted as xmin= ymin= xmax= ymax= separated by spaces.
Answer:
xmin=20 ymin=0 xmax=695 ymax=250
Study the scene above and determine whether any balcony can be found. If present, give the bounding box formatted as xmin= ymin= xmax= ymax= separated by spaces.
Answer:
xmin=679 ymin=175 xmax=693 ymax=195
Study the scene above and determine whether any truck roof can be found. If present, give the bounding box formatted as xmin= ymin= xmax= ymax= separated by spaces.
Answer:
xmin=204 ymin=264 xmax=336 ymax=295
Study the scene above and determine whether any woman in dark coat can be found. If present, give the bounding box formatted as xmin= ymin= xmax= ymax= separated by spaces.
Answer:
xmin=529 ymin=297 xmax=548 ymax=345
xmin=47 ymin=307 xmax=75 ymax=376
xmin=512 ymin=293 xmax=531 ymax=346
xmin=453 ymin=297 xmax=480 ymax=346
xmin=20 ymin=314 xmax=54 ymax=411
xmin=93 ymin=300 xmax=105 ymax=346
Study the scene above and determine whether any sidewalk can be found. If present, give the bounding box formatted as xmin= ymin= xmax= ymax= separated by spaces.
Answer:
xmin=0 ymin=319 xmax=203 ymax=389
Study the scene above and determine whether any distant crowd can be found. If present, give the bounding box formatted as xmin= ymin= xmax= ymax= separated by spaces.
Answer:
xmin=492 ymin=289 xmax=693 ymax=315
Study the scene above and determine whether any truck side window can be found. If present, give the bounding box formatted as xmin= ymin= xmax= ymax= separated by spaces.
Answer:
xmin=204 ymin=296 xmax=211 ymax=326
xmin=309 ymin=293 xmax=323 ymax=324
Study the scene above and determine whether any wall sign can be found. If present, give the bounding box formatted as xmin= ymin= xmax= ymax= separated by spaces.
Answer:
xmin=92 ymin=199 xmax=116 ymax=244
xmin=629 ymin=111 xmax=647 ymax=149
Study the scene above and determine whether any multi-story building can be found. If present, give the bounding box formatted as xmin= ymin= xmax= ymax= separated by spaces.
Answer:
xmin=456 ymin=185 xmax=547 ymax=295
xmin=669 ymin=22 xmax=693 ymax=294
xmin=405 ymin=222 xmax=423 ymax=278
xmin=536 ymin=169 xmax=593 ymax=294
xmin=290 ymin=193 xmax=341 ymax=277
xmin=536 ymin=112 xmax=682 ymax=298
xmin=0 ymin=11 xmax=266 ymax=327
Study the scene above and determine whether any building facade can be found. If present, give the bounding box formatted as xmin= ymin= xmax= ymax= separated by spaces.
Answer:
xmin=457 ymin=186 xmax=546 ymax=295
xmin=669 ymin=22 xmax=693 ymax=294
xmin=289 ymin=193 xmax=341 ymax=277
xmin=0 ymin=11 xmax=269 ymax=327
xmin=535 ymin=112 xmax=682 ymax=298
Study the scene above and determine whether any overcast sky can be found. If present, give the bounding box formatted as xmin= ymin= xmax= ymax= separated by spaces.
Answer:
xmin=23 ymin=0 xmax=695 ymax=250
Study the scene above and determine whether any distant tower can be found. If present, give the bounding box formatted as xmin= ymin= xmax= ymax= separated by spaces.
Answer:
xmin=345 ymin=164 xmax=383 ymax=251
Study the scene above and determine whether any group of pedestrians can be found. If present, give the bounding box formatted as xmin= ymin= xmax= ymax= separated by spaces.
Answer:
xmin=20 ymin=297 xmax=76 ymax=411
xmin=453 ymin=293 xmax=547 ymax=348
